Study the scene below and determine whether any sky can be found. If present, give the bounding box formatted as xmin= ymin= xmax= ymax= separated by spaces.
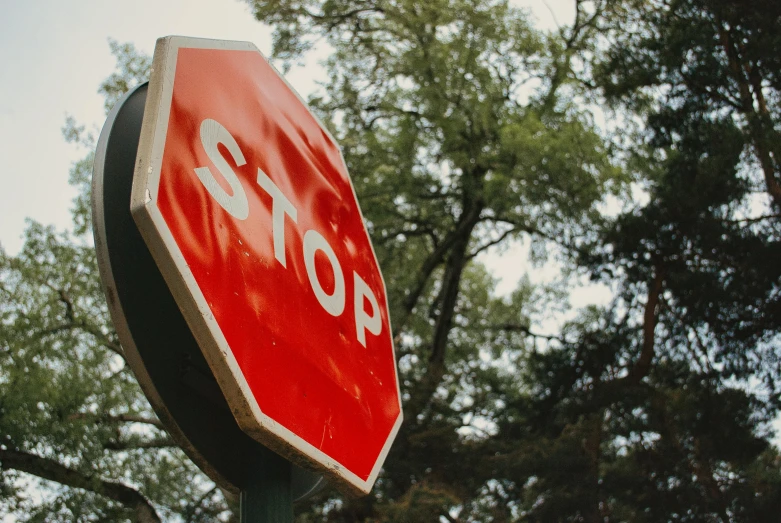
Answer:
xmin=0 ymin=0 xmax=570 ymax=256
xmin=0 ymin=0 xmax=581 ymax=315
xmin=1 ymin=0 xmax=273 ymax=255
xmin=0 ymin=0 xmax=573 ymax=289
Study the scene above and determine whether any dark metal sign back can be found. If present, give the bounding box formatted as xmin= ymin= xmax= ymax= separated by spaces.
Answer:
xmin=91 ymin=82 xmax=322 ymax=500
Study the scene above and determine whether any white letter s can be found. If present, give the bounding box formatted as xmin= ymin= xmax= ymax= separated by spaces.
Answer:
xmin=194 ymin=119 xmax=249 ymax=220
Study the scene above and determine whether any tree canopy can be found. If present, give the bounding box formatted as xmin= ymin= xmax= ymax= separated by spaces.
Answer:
xmin=1 ymin=1 xmax=780 ymax=521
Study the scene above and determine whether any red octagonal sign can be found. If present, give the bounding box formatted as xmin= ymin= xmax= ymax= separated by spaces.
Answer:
xmin=131 ymin=36 xmax=402 ymax=495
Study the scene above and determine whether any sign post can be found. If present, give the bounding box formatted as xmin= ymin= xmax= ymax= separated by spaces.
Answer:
xmin=241 ymin=446 xmax=293 ymax=521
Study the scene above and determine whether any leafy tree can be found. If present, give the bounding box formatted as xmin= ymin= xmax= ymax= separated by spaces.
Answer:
xmin=244 ymin=0 xmax=626 ymax=520
xmin=1 ymin=42 xmax=234 ymax=522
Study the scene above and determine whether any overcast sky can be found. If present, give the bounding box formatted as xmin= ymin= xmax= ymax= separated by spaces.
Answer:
xmin=1 ymin=0 xmax=269 ymax=255
xmin=0 ymin=0 xmax=570 ymax=254
xmin=0 ymin=0 xmax=576 ymax=307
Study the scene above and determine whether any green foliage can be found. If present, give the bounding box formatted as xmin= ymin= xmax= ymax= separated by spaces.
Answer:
xmin=0 ymin=44 xmax=230 ymax=522
xmin=0 ymin=223 xmax=231 ymax=520
xmin=99 ymin=40 xmax=152 ymax=113
xmin=244 ymin=0 xmax=629 ymax=521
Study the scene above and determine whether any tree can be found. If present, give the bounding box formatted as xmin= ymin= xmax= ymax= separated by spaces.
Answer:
xmin=243 ymin=0 xmax=626 ymax=520
xmin=240 ymin=0 xmax=781 ymax=520
xmin=507 ymin=0 xmax=781 ymax=520
xmin=0 ymin=42 xmax=235 ymax=522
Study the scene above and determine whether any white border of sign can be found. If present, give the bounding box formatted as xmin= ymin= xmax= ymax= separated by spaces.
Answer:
xmin=130 ymin=36 xmax=402 ymax=496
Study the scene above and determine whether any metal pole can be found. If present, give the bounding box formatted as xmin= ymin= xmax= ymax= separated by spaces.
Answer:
xmin=240 ymin=447 xmax=293 ymax=522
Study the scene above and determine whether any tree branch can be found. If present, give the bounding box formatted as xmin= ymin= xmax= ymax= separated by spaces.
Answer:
xmin=68 ymin=413 xmax=165 ymax=431
xmin=0 ymin=449 xmax=161 ymax=522
xmin=56 ymin=288 xmax=76 ymax=322
xmin=39 ymin=320 xmax=126 ymax=362
xmin=485 ymin=322 xmax=569 ymax=344
xmin=491 ymin=216 xmax=590 ymax=259
xmin=404 ymin=200 xmax=483 ymax=418
xmin=716 ymin=20 xmax=781 ymax=207
xmin=104 ymin=437 xmax=176 ymax=450
xmin=466 ymin=226 xmax=517 ymax=260
xmin=540 ymin=0 xmax=605 ymax=110
xmin=625 ymin=266 xmax=664 ymax=385
xmin=724 ymin=213 xmax=781 ymax=226
xmin=393 ymin=213 xmax=478 ymax=339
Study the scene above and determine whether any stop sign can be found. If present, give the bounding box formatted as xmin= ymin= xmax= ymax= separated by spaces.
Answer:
xmin=130 ymin=36 xmax=402 ymax=495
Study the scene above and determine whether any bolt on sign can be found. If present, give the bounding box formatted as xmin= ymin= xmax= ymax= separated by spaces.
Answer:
xmin=130 ymin=36 xmax=402 ymax=495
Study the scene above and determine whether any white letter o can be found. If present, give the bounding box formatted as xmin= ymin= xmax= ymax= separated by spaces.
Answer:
xmin=303 ymin=230 xmax=345 ymax=317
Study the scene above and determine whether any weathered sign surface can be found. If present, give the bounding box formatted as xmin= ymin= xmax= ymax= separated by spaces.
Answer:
xmin=130 ymin=36 xmax=402 ymax=494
